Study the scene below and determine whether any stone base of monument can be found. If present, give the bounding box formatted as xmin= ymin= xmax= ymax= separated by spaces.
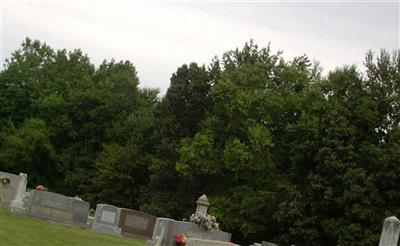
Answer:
xmin=9 ymin=200 xmax=26 ymax=214
xmin=91 ymin=222 xmax=122 ymax=236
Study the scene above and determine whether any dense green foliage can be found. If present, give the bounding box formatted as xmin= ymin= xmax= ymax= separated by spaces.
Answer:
xmin=1 ymin=38 xmax=399 ymax=245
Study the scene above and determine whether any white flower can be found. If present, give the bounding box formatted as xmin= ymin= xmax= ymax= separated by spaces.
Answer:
xmin=189 ymin=212 xmax=219 ymax=231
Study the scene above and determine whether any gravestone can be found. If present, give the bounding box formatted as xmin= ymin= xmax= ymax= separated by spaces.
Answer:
xmin=91 ymin=204 xmax=122 ymax=236
xmin=28 ymin=190 xmax=89 ymax=228
xmin=186 ymin=238 xmax=240 ymax=246
xmin=0 ymin=171 xmax=27 ymax=209
xmin=119 ymin=208 xmax=156 ymax=239
xmin=152 ymin=218 xmax=231 ymax=246
xmin=10 ymin=173 xmax=28 ymax=214
xmin=379 ymin=216 xmax=400 ymax=246
xmin=152 ymin=195 xmax=232 ymax=246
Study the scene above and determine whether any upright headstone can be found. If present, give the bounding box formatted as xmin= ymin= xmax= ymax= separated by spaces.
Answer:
xmin=0 ymin=172 xmax=27 ymax=209
xmin=10 ymin=173 xmax=28 ymax=214
xmin=91 ymin=204 xmax=122 ymax=236
xmin=152 ymin=218 xmax=175 ymax=246
xmin=152 ymin=218 xmax=231 ymax=246
xmin=152 ymin=194 xmax=232 ymax=246
xmin=119 ymin=208 xmax=157 ymax=239
xmin=195 ymin=195 xmax=210 ymax=216
xmin=379 ymin=216 xmax=400 ymax=246
xmin=28 ymin=190 xmax=89 ymax=228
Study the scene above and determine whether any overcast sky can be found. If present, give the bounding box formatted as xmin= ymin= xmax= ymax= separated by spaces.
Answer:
xmin=1 ymin=0 xmax=399 ymax=94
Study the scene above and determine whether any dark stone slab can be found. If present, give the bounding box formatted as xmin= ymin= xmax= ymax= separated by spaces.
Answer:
xmin=119 ymin=208 xmax=156 ymax=239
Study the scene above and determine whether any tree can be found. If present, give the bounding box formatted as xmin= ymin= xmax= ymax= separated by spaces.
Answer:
xmin=0 ymin=118 xmax=57 ymax=187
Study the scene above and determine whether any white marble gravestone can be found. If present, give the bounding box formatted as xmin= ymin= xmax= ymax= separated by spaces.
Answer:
xmin=379 ymin=216 xmax=400 ymax=246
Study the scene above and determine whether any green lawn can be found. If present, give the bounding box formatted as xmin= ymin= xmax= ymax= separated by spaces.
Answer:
xmin=0 ymin=209 xmax=150 ymax=246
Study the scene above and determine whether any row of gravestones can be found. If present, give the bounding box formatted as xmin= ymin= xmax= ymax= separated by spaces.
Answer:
xmin=0 ymin=171 xmax=235 ymax=246
xmin=1 ymin=171 xmax=90 ymax=228
xmin=3 ymin=171 xmax=399 ymax=246
xmin=93 ymin=197 xmax=237 ymax=246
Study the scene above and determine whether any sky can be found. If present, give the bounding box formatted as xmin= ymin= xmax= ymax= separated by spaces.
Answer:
xmin=1 ymin=0 xmax=399 ymax=94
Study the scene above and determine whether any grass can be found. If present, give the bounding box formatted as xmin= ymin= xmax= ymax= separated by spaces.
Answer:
xmin=0 ymin=209 xmax=150 ymax=246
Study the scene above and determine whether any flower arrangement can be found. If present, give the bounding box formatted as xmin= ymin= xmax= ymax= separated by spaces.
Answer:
xmin=189 ymin=212 xmax=219 ymax=231
xmin=175 ymin=234 xmax=187 ymax=245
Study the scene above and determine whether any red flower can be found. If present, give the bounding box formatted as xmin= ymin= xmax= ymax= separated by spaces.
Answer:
xmin=175 ymin=234 xmax=187 ymax=245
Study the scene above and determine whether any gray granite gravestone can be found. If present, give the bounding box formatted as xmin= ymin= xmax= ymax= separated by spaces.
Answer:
xmin=379 ymin=216 xmax=400 ymax=246
xmin=152 ymin=218 xmax=231 ymax=246
xmin=152 ymin=194 xmax=232 ymax=246
xmin=28 ymin=190 xmax=89 ymax=228
xmin=0 ymin=171 xmax=27 ymax=209
xmin=119 ymin=208 xmax=156 ymax=239
xmin=91 ymin=204 xmax=122 ymax=236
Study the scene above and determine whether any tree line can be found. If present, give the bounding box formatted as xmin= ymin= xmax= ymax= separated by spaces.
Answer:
xmin=1 ymin=38 xmax=399 ymax=245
